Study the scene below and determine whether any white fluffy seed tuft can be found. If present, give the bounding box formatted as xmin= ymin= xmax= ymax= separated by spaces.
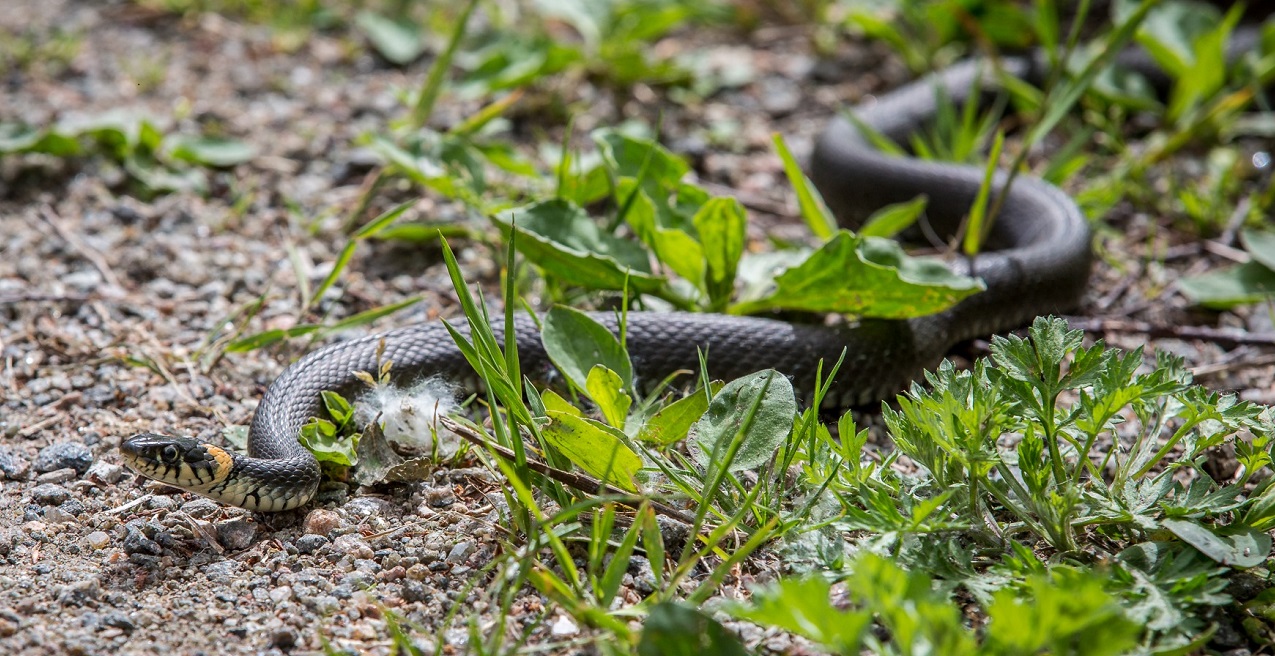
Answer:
xmin=355 ymin=377 xmax=462 ymax=457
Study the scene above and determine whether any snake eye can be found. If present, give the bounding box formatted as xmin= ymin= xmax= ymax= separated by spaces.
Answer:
xmin=161 ymin=445 xmax=180 ymax=463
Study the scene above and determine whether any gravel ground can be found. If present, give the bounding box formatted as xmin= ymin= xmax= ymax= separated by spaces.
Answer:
xmin=2 ymin=2 xmax=1273 ymax=655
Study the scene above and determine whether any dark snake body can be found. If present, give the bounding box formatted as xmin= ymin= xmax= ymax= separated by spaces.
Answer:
xmin=122 ymin=52 xmax=1096 ymax=512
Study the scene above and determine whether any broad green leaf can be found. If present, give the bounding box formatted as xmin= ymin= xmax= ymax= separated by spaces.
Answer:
xmin=595 ymin=128 xmax=689 ymax=193
xmin=541 ymin=389 xmax=585 ymax=417
xmin=496 ymin=199 xmax=666 ymax=294
xmin=321 ymin=390 xmax=354 ymax=426
xmin=542 ymin=410 xmax=642 ymax=491
xmin=618 ymin=179 xmax=705 ymax=288
xmin=541 ymin=306 xmax=633 ymax=393
xmin=1162 ymin=517 xmax=1271 ymax=568
xmin=1242 ymin=227 xmax=1275 ymax=272
xmin=637 ymin=602 xmax=750 ymax=656
xmin=691 ymin=369 xmax=796 ymax=472
xmin=859 ymin=195 xmax=927 ymax=238
xmin=693 ymin=197 xmax=746 ymax=310
xmin=730 ymin=232 xmax=982 ymax=317
xmin=586 ymin=365 xmax=631 ymax=429
xmin=1179 ymin=260 xmax=1275 ymax=309
xmin=726 ymin=577 xmax=869 ymax=653
xmin=299 ymin=418 xmax=358 ymax=466
xmin=356 ymin=11 xmax=428 ymax=65
xmin=165 ymin=136 xmax=257 ymax=167
xmin=773 ymin=132 xmax=837 ymax=239
xmin=638 ymin=383 xmax=720 ymax=446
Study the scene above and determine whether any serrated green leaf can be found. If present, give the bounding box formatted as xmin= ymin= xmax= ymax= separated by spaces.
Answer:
xmin=726 ymin=577 xmax=869 ymax=653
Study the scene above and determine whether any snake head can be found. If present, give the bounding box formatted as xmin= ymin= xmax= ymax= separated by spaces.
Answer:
xmin=120 ymin=433 xmax=234 ymax=492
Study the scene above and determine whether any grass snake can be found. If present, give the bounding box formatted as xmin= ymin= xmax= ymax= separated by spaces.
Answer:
xmin=121 ymin=50 xmax=1101 ymax=512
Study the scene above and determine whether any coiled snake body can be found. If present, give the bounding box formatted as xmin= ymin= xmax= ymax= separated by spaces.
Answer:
xmin=121 ymin=54 xmax=1094 ymax=512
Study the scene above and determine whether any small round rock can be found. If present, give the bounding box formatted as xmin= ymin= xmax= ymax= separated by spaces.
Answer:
xmin=295 ymin=534 xmax=328 ymax=554
xmin=331 ymin=534 xmax=374 ymax=560
xmin=30 ymin=483 xmax=70 ymax=506
xmin=34 ymin=442 xmax=93 ymax=475
xmin=84 ymin=531 xmax=111 ymax=550
xmin=0 ymin=447 xmax=31 ymax=480
xmin=302 ymin=508 xmax=342 ymax=536
xmin=216 ymin=520 xmax=257 ymax=550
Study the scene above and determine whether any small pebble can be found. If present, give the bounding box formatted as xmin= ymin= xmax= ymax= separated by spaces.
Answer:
xmin=446 ymin=541 xmax=474 ymax=564
xmin=270 ymin=628 xmax=297 ymax=650
xmin=179 ymin=498 xmax=221 ymax=519
xmin=102 ymin=612 xmax=135 ymax=634
xmin=84 ymin=531 xmax=111 ymax=550
xmin=30 ymin=483 xmax=70 ymax=506
xmin=216 ymin=520 xmax=256 ymax=550
xmin=377 ymin=566 xmax=405 ymax=582
xmin=85 ymin=461 xmax=123 ymax=484
xmin=269 ymin=586 xmax=293 ymax=603
xmin=401 ymin=580 xmax=430 ymax=603
xmin=35 ymin=468 xmax=78 ymax=484
xmin=34 ymin=442 xmax=93 ymax=475
xmin=42 ymin=507 xmax=76 ymax=524
xmin=295 ymin=534 xmax=327 ymax=554
xmin=201 ymin=560 xmax=239 ymax=583
xmin=405 ymin=563 xmax=429 ymax=581
xmin=122 ymin=527 xmax=162 ymax=556
xmin=145 ymin=496 xmax=176 ymax=511
xmin=332 ymin=534 xmax=374 ymax=560
xmin=0 ymin=447 xmax=31 ymax=480
xmin=551 ymin=615 xmax=579 ymax=637
xmin=302 ymin=508 xmax=342 ymax=536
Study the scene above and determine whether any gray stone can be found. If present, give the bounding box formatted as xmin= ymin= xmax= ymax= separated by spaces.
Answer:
xmin=35 ymin=468 xmax=77 ymax=484
xmin=34 ymin=442 xmax=93 ymax=474
xmin=216 ymin=520 xmax=256 ymax=550
xmin=58 ymin=498 xmax=85 ymax=517
xmin=30 ymin=483 xmax=70 ymax=506
xmin=331 ymin=534 xmax=373 ymax=560
xmin=201 ymin=560 xmax=240 ymax=583
xmin=295 ymin=534 xmax=327 ymax=554
xmin=401 ymin=580 xmax=431 ymax=603
xmin=179 ymin=498 xmax=221 ymax=519
xmin=0 ymin=447 xmax=30 ymax=480
xmin=102 ymin=612 xmax=135 ymax=633
xmin=85 ymin=461 xmax=123 ymax=484
xmin=122 ymin=527 xmax=162 ymax=556
xmin=446 ymin=541 xmax=474 ymax=564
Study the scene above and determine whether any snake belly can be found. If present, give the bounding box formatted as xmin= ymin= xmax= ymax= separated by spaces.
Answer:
xmin=120 ymin=54 xmax=1093 ymax=512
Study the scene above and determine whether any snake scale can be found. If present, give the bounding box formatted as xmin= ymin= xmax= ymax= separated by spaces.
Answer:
xmin=120 ymin=49 xmax=1100 ymax=512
